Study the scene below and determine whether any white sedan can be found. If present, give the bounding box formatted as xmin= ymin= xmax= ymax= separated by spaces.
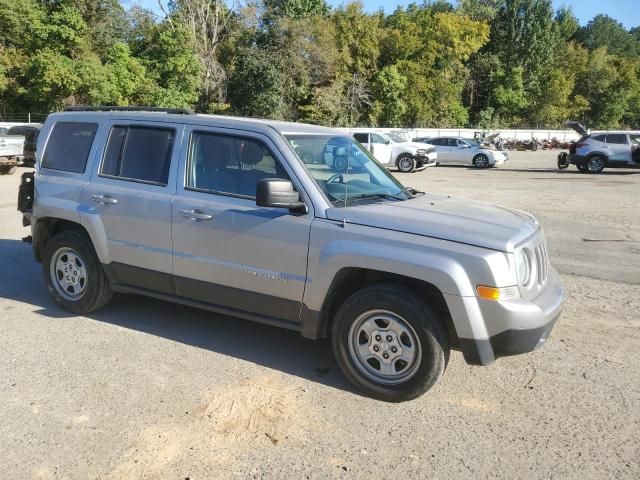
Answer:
xmin=414 ymin=136 xmax=508 ymax=168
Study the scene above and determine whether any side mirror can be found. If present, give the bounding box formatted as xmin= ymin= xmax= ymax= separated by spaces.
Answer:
xmin=385 ymin=139 xmax=391 ymax=145
xmin=256 ymin=178 xmax=307 ymax=213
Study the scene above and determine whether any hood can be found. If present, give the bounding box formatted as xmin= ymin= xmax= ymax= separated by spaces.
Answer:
xmin=483 ymin=132 xmax=500 ymax=142
xmin=326 ymin=193 xmax=539 ymax=252
xmin=567 ymin=121 xmax=588 ymax=136
xmin=396 ymin=141 xmax=434 ymax=151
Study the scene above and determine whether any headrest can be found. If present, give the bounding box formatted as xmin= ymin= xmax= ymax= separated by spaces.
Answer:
xmin=241 ymin=141 xmax=264 ymax=166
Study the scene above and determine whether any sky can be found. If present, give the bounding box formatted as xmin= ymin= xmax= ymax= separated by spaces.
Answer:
xmin=131 ymin=0 xmax=640 ymax=29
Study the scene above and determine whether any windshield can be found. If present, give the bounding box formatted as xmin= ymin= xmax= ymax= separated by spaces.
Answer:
xmin=463 ymin=138 xmax=480 ymax=147
xmin=286 ymin=134 xmax=415 ymax=206
xmin=386 ymin=132 xmax=407 ymax=143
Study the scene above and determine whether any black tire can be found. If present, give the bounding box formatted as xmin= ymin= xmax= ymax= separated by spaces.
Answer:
xmin=331 ymin=284 xmax=449 ymax=402
xmin=473 ymin=154 xmax=490 ymax=168
xmin=577 ymin=163 xmax=587 ymax=173
xmin=43 ymin=230 xmax=113 ymax=314
xmin=557 ymin=153 xmax=569 ymax=170
xmin=397 ymin=154 xmax=416 ymax=173
xmin=586 ymin=155 xmax=605 ymax=174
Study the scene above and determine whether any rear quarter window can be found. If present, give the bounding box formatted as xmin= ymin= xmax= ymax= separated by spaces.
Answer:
xmin=42 ymin=122 xmax=98 ymax=173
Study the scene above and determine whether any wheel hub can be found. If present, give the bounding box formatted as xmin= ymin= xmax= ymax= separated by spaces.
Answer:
xmin=348 ymin=309 xmax=422 ymax=385
xmin=369 ymin=329 xmax=402 ymax=364
xmin=50 ymin=247 xmax=88 ymax=301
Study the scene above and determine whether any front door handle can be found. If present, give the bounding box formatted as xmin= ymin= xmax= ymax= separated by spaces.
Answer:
xmin=91 ymin=194 xmax=118 ymax=205
xmin=180 ymin=209 xmax=213 ymax=221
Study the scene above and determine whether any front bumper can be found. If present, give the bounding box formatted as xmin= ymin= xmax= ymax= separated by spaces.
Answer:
xmin=417 ymin=152 xmax=437 ymax=167
xmin=454 ymin=267 xmax=566 ymax=365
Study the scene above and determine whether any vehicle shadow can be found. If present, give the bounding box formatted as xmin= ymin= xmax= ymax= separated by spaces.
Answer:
xmin=0 ymin=238 xmax=355 ymax=395
xmin=431 ymin=164 xmax=640 ymax=175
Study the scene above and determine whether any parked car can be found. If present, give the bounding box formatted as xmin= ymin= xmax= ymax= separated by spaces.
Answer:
xmin=0 ymin=134 xmax=25 ymax=175
xmin=561 ymin=121 xmax=640 ymax=173
xmin=18 ymin=106 xmax=565 ymax=402
xmin=414 ymin=136 xmax=508 ymax=168
xmin=351 ymin=130 xmax=437 ymax=173
xmin=6 ymin=124 xmax=41 ymax=167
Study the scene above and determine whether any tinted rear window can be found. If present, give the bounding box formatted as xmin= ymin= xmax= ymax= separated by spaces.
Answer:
xmin=353 ymin=133 xmax=368 ymax=143
xmin=101 ymin=126 xmax=175 ymax=185
xmin=606 ymin=134 xmax=627 ymax=145
xmin=42 ymin=122 xmax=98 ymax=173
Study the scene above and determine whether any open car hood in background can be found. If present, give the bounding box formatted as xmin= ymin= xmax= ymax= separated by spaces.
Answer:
xmin=567 ymin=121 xmax=588 ymax=136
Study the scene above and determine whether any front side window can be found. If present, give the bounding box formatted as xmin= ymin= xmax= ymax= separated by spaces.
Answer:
xmin=187 ymin=132 xmax=290 ymax=198
xmin=286 ymin=134 xmax=414 ymax=206
xmin=385 ymin=132 xmax=406 ymax=143
xmin=370 ymin=133 xmax=387 ymax=144
xmin=42 ymin=122 xmax=97 ymax=173
xmin=606 ymin=134 xmax=628 ymax=145
xmin=101 ymin=126 xmax=175 ymax=185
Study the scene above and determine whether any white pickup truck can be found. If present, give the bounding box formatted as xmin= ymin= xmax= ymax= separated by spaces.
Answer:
xmin=0 ymin=134 xmax=25 ymax=175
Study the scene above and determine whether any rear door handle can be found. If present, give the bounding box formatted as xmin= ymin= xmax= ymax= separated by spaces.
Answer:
xmin=180 ymin=209 xmax=213 ymax=221
xmin=91 ymin=194 xmax=118 ymax=205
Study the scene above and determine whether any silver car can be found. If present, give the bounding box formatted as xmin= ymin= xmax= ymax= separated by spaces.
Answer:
xmin=415 ymin=136 xmax=508 ymax=168
xmin=18 ymin=106 xmax=565 ymax=402
xmin=563 ymin=121 xmax=640 ymax=173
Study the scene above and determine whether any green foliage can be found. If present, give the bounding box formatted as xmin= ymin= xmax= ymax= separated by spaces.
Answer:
xmin=575 ymin=15 xmax=640 ymax=57
xmin=0 ymin=0 xmax=638 ymax=129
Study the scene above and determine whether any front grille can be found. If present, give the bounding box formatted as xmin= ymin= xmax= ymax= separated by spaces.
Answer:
xmin=534 ymin=239 xmax=549 ymax=285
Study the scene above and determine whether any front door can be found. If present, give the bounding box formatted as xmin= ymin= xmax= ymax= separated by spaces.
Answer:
xmin=369 ymin=133 xmax=394 ymax=165
xmin=85 ymin=121 xmax=183 ymax=293
xmin=171 ymin=127 xmax=312 ymax=323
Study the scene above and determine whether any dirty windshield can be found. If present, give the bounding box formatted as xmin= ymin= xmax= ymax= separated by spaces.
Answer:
xmin=285 ymin=134 xmax=414 ymax=206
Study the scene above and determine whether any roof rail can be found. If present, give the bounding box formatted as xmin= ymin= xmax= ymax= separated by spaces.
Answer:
xmin=63 ymin=106 xmax=195 ymax=115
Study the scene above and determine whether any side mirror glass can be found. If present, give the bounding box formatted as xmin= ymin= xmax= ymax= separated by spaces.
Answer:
xmin=256 ymin=178 xmax=307 ymax=213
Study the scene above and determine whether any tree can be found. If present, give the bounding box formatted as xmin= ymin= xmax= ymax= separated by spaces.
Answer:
xmin=228 ymin=47 xmax=287 ymax=118
xmin=265 ymin=0 xmax=328 ymax=19
xmin=575 ymin=15 xmax=640 ymax=57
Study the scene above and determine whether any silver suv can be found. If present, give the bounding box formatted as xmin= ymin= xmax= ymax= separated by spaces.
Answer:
xmin=562 ymin=121 xmax=640 ymax=173
xmin=18 ymin=107 xmax=566 ymax=402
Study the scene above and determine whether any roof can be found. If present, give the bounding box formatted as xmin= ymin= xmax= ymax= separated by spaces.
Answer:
xmin=48 ymin=110 xmax=339 ymax=136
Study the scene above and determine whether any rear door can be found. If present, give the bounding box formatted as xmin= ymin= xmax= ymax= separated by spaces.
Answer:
xmin=433 ymin=138 xmax=455 ymax=163
xmin=85 ymin=120 xmax=183 ymax=293
xmin=605 ymin=134 xmax=631 ymax=163
xmin=171 ymin=126 xmax=312 ymax=323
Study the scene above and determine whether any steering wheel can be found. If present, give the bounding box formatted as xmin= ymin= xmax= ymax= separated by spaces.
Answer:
xmin=327 ymin=173 xmax=344 ymax=184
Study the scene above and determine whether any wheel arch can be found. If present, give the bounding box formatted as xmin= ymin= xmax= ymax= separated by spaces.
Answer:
xmin=33 ymin=217 xmax=94 ymax=263
xmin=304 ymin=267 xmax=458 ymax=348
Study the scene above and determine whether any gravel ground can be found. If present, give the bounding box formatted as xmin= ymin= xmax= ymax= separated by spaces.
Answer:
xmin=1 ymin=151 xmax=638 ymax=479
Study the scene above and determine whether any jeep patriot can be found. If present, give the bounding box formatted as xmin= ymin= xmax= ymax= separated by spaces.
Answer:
xmin=18 ymin=106 xmax=566 ymax=402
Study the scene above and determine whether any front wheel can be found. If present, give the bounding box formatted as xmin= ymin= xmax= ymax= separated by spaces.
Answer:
xmin=43 ymin=230 xmax=113 ymax=314
xmin=397 ymin=154 xmax=416 ymax=173
xmin=473 ymin=154 xmax=490 ymax=168
xmin=332 ymin=284 xmax=449 ymax=402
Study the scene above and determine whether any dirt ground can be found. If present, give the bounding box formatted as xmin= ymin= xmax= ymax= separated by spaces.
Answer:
xmin=0 ymin=151 xmax=638 ymax=479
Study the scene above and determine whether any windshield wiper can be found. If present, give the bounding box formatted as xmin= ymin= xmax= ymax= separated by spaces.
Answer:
xmin=401 ymin=186 xmax=424 ymax=198
xmin=348 ymin=193 xmax=405 ymax=201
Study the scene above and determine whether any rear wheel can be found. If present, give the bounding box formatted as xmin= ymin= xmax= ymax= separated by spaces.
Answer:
xmin=332 ymin=284 xmax=449 ymax=402
xmin=586 ymin=155 xmax=605 ymax=174
xmin=397 ymin=154 xmax=416 ymax=173
xmin=43 ymin=230 xmax=113 ymax=314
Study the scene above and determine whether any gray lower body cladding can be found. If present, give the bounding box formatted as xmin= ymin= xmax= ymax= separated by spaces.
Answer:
xmin=458 ymin=311 xmax=561 ymax=365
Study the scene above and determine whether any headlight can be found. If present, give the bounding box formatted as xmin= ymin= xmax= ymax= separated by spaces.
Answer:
xmin=416 ymin=149 xmax=426 ymax=156
xmin=516 ymin=249 xmax=532 ymax=285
